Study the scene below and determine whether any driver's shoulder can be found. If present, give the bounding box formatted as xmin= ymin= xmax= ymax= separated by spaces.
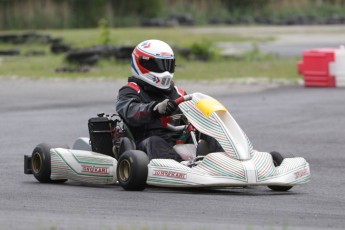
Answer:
xmin=119 ymin=82 xmax=141 ymax=94
xmin=174 ymin=85 xmax=186 ymax=97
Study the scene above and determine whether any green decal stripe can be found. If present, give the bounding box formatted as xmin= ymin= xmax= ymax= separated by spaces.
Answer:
xmin=51 ymin=153 xmax=112 ymax=181
xmin=199 ymin=160 xmax=246 ymax=181
xmin=251 ymin=151 xmax=277 ymax=181
xmin=202 ymin=156 xmax=244 ymax=176
xmin=150 ymin=161 xmax=193 ymax=172
xmin=181 ymin=100 xmax=239 ymax=158
xmin=243 ymin=130 xmax=253 ymax=152
xmin=51 ymin=150 xmax=113 ymax=178
xmin=187 ymin=112 xmax=228 ymax=137
xmin=193 ymin=155 xmax=247 ymax=181
xmin=73 ymin=157 xmax=112 ymax=165
xmin=69 ymin=150 xmax=113 ymax=166
xmin=148 ymin=177 xmax=197 ymax=185
xmin=212 ymin=114 xmax=241 ymax=159
xmin=259 ymin=164 xmax=309 ymax=181
xmin=208 ymin=154 xmax=246 ymax=176
xmin=51 ymin=157 xmax=113 ymax=183
xmin=189 ymin=120 xmax=237 ymax=157
xmin=257 ymin=159 xmax=276 ymax=180
xmin=181 ymin=101 xmax=228 ymax=136
xmin=193 ymin=163 xmax=219 ymax=176
xmin=51 ymin=157 xmax=97 ymax=182
xmin=276 ymin=158 xmax=307 ymax=174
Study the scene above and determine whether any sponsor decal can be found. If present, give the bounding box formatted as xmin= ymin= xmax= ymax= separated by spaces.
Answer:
xmin=152 ymin=76 xmax=160 ymax=83
xmin=153 ymin=170 xmax=187 ymax=180
xmin=81 ymin=165 xmax=110 ymax=175
xmin=141 ymin=41 xmax=151 ymax=48
xmin=160 ymin=52 xmax=172 ymax=57
xmin=294 ymin=168 xmax=309 ymax=179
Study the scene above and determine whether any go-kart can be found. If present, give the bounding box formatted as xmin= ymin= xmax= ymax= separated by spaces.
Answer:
xmin=24 ymin=93 xmax=310 ymax=191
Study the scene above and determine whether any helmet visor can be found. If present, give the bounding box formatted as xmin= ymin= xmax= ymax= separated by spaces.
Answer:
xmin=139 ymin=57 xmax=175 ymax=73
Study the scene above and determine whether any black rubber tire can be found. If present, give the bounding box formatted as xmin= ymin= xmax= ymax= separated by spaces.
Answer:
xmin=268 ymin=151 xmax=293 ymax=191
xmin=66 ymin=50 xmax=99 ymax=65
xmin=31 ymin=143 xmax=69 ymax=183
xmin=116 ymin=137 xmax=136 ymax=160
xmin=116 ymin=150 xmax=149 ymax=191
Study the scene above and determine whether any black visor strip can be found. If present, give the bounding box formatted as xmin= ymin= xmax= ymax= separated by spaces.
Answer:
xmin=139 ymin=57 xmax=175 ymax=73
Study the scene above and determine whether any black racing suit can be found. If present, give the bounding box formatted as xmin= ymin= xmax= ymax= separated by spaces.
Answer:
xmin=116 ymin=77 xmax=186 ymax=161
xmin=115 ymin=77 xmax=223 ymax=161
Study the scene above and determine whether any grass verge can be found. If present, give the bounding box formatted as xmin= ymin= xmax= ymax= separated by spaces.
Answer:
xmin=0 ymin=55 xmax=300 ymax=80
xmin=0 ymin=27 xmax=299 ymax=81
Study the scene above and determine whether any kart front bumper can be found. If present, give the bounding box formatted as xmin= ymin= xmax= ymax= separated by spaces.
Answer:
xmin=147 ymin=152 xmax=310 ymax=188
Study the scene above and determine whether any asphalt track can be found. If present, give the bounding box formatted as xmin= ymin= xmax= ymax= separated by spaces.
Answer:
xmin=212 ymin=25 xmax=345 ymax=57
xmin=1 ymin=78 xmax=345 ymax=230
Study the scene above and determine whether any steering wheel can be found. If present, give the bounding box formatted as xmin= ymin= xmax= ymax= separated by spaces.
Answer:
xmin=160 ymin=95 xmax=193 ymax=132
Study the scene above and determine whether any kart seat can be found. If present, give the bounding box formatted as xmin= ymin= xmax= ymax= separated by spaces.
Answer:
xmin=173 ymin=143 xmax=196 ymax=161
xmin=173 ymin=139 xmax=210 ymax=161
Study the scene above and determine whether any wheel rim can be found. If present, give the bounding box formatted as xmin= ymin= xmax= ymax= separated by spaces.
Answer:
xmin=118 ymin=159 xmax=131 ymax=182
xmin=32 ymin=152 xmax=42 ymax=174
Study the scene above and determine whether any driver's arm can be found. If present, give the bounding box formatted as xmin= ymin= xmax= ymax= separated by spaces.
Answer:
xmin=116 ymin=86 xmax=158 ymax=127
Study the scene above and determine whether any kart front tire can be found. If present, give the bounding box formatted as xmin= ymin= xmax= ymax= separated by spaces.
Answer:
xmin=268 ymin=151 xmax=293 ymax=192
xmin=116 ymin=150 xmax=149 ymax=191
xmin=32 ymin=143 xmax=68 ymax=183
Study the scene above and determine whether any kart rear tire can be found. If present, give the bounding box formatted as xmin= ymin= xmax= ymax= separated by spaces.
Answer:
xmin=268 ymin=151 xmax=293 ymax=192
xmin=116 ymin=150 xmax=149 ymax=191
xmin=32 ymin=143 xmax=69 ymax=183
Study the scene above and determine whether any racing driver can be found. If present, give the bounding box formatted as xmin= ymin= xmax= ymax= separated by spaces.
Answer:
xmin=116 ymin=39 xmax=222 ymax=161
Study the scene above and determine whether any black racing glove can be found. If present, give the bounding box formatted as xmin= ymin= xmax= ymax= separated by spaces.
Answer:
xmin=153 ymin=99 xmax=178 ymax=116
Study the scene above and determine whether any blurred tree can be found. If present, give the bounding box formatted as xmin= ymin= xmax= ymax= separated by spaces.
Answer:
xmin=110 ymin=0 xmax=162 ymax=18
xmin=98 ymin=18 xmax=110 ymax=45
xmin=0 ymin=0 xmax=345 ymax=29
xmin=70 ymin=0 xmax=107 ymax=28
xmin=222 ymin=0 xmax=270 ymax=11
xmin=0 ymin=0 xmax=162 ymax=29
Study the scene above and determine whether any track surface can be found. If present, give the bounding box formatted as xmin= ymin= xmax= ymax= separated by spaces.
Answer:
xmin=1 ymin=78 xmax=344 ymax=230
xmin=211 ymin=25 xmax=345 ymax=57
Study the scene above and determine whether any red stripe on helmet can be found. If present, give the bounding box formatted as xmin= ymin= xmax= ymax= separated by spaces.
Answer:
xmin=133 ymin=47 xmax=155 ymax=58
xmin=133 ymin=48 xmax=152 ymax=74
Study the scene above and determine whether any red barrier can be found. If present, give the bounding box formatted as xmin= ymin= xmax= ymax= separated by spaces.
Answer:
xmin=298 ymin=49 xmax=336 ymax=87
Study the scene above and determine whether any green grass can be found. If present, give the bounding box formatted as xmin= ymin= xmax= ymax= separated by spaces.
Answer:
xmin=176 ymin=57 xmax=299 ymax=81
xmin=46 ymin=27 xmax=273 ymax=47
xmin=0 ymin=27 xmax=299 ymax=81
xmin=0 ymin=54 xmax=299 ymax=80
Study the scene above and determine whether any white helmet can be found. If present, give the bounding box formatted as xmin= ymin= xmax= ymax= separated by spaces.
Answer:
xmin=131 ymin=39 xmax=175 ymax=90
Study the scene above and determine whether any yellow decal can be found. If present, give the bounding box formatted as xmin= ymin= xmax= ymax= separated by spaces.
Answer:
xmin=195 ymin=98 xmax=227 ymax=117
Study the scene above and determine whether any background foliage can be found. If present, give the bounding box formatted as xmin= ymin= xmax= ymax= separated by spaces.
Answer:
xmin=1 ymin=0 xmax=345 ymax=29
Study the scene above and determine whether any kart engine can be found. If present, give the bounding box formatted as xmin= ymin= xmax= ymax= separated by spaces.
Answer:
xmin=88 ymin=113 xmax=122 ymax=158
